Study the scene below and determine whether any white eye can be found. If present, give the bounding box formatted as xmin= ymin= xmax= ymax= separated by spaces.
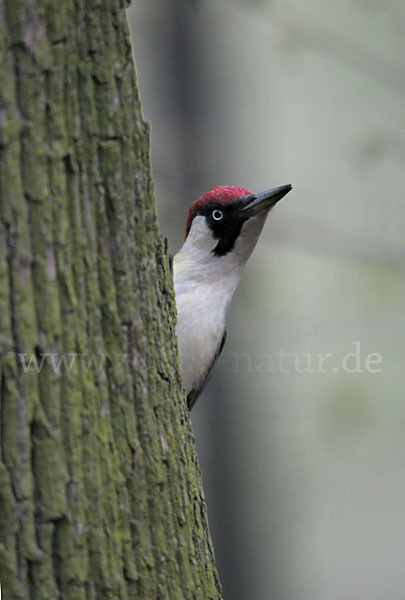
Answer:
xmin=212 ymin=209 xmax=223 ymax=221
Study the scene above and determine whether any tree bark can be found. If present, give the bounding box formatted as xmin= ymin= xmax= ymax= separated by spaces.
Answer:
xmin=0 ymin=0 xmax=222 ymax=598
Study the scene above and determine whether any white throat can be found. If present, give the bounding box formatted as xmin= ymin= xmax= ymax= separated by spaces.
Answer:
xmin=175 ymin=213 xmax=268 ymax=291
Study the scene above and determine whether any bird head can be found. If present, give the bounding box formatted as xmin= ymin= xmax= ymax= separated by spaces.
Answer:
xmin=180 ymin=184 xmax=292 ymax=279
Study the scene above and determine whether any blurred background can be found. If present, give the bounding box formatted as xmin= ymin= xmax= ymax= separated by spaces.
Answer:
xmin=128 ymin=1 xmax=405 ymax=598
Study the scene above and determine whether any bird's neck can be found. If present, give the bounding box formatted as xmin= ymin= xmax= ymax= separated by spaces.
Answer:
xmin=173 ymin=247 xmax=244 ymax=314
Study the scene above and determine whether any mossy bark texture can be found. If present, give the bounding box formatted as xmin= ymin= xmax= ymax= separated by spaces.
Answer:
xmin=0 ymin=0 xmax=222 ymax=598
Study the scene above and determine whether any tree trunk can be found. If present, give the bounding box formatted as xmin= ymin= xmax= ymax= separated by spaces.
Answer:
xmin=0 ymin=0 xmax=222 ymax=598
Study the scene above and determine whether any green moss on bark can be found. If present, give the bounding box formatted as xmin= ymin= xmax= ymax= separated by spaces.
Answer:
xmin=0 ymin=0 xmax=222 ymax=598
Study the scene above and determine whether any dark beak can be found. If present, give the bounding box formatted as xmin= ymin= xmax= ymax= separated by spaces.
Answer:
xmin=242 ymin=184 xmax=292 ymax=216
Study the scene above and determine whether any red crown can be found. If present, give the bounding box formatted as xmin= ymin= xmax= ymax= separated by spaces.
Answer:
xmin=185 ymin=186 xmax=252 ymax=238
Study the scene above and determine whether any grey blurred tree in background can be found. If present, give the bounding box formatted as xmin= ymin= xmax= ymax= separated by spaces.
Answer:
xmin=129 ymin=2 xmax=405 ymax=600
xmin=0 ymin=0 xmax=222 ymax=598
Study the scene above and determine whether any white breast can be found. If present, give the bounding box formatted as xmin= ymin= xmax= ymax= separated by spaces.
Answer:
xmin=174 ymin=284 xmax=226 ymax=394
xmin=173 ymin=211 xmax=268 ymax=395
